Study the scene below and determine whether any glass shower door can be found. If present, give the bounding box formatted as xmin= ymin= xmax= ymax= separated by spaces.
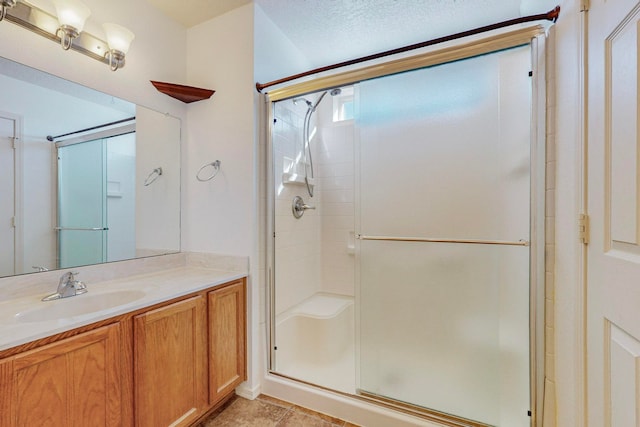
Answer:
xmin=57 ymin=139 xmax=107 ymax=268
xmin=357 ymin=46 xmax=532 ymax=426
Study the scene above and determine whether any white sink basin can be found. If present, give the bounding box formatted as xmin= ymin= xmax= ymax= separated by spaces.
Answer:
xmin=15 ymin=290 xmax=146 ymax=323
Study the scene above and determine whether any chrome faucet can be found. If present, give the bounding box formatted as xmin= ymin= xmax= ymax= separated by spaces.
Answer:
xmin=42 ymin=271 xmax=87 ymax=301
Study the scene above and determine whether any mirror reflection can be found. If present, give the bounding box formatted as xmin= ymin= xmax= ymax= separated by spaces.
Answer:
xmin=0 ymin=57 xmax=181 ymax=278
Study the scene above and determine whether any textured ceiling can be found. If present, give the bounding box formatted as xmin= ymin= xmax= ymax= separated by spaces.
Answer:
xmin=145 ymin=0 xmax=560 ymax=67
xmin=254 ymin=0 xmax=549 ymax=67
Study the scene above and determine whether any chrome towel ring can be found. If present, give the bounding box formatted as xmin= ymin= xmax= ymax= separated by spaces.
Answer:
xmin=144 ymin=167 xmax=163 ymax=186
xmin=196 ymin=160 xmax=221 ymax=182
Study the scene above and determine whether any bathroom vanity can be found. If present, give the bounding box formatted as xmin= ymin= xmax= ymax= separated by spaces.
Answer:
xmin=0 ymin=255 xmax=247 ymax=427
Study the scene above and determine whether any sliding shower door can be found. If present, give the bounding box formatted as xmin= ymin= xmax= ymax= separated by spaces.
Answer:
xmin=357 ymin=46 xmax=532 ymax=426
xmin=57 ymin=139 xmax=107 ymax=268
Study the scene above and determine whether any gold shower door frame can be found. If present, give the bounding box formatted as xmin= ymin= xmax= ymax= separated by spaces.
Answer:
xmin=264 ymin=25 xmax=548 ymax=427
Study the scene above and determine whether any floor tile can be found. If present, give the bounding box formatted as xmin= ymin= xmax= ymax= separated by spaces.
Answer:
xmin=293 ymin=405 xmax=346 ymax=425
xmin=257 ymin=394 xmax=295 ymax=410
xmin=198 ymin=395 xmax=360 ymax=427
xmin=200 ymin=397 xmax=289 ymax=427
xmin=277 ymin=411 xmax=337 ymax=427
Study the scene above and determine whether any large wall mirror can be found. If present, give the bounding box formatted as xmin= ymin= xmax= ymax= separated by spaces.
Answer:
xmin=0 ymin=57 xmax=181 ymax=278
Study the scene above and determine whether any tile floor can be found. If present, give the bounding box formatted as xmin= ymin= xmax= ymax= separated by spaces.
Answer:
xmin=197 ymin=394 xmax=361 ymax=427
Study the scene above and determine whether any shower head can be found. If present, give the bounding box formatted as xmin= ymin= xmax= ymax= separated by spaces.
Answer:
xmin=293 ymin=97 xmax=313 ymax=107
xmin=330 ymin=88 xmax=342 ymax=96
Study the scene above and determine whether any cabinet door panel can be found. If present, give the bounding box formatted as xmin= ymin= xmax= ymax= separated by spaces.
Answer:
xmin=134 ymin=296 xmax=207 ymax=427
xmin=0 ymin=358 xmax=12 ymax=427
xmin=209 ymin=280 xmax=246 ymax=404
xmin=6 ymin=323 xmax=121 ymax=427
xmin=15 ymin=354 xmax=67 ymax=426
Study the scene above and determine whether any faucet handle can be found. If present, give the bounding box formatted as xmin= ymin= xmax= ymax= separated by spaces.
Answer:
xmin=58 ymin=271 xmax=79 ymax=285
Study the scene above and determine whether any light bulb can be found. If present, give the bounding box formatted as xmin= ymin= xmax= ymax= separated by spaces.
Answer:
xmin=52 ymin=0 xmax=90 ymax=32
xmin=103 ymin=23 xmax=135 ymax=54
xmin=102 ymin=23 xmax=135 ymax=71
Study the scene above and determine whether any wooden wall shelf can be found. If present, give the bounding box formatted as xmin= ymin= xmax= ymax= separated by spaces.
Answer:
xmin=150 ymin=81 xmax=215 ymax=103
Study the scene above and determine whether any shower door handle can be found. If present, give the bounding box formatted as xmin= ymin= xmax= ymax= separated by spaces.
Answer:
xmin=54 ymin=227 xmax=109 ymax=231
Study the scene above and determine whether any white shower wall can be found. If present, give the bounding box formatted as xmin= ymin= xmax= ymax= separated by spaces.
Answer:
xmin=316 ymin=101 xmax=355 ymax=297
xmin=273 ymin=93 xmax=356 ymax=317
xmin=273 ymin=99 xmax=322 ymax=315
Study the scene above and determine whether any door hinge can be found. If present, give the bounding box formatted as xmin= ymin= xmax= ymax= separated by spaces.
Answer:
xmin=10 ymin=217 xmax=16 ymax=228
xmin=581 ymin=0 xmax=590 ymax=12
xmin=579 ymin=214 xmax=590 ymax=244
xmin=10 ymin=137 xmax=17 ymax=149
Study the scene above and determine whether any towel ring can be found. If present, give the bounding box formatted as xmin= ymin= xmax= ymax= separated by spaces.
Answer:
xmin=196 ymin=160 xmax=221 ymax=182
xmin=144 ymin=167 xmax=163 ymax=186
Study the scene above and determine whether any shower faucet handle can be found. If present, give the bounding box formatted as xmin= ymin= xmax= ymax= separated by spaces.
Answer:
xmin=292 ymin=196 xmax=315 ymax=219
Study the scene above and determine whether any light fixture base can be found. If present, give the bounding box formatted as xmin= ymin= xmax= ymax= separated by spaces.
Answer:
xmin=3 ymin=1 xmax=127 ymax=71
xmin=0 ymin=0 xmax=16 ymax=22
xmin=57 ymin=24 xmax=80 ymax=50
xmin=105 ymin=49 xmax=126 ymax=71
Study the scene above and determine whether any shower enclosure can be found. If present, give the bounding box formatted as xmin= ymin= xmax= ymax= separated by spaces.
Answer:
xmin=267 ymin=39 xmax=544 ymax=427
xmin=57 ymin=132 xmax=136 ymax=268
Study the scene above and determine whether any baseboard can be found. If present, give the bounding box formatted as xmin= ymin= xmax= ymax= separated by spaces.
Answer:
xmin=235 ymin=382 xmax=261 ymax=400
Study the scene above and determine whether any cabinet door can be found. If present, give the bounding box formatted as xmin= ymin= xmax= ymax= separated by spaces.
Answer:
xmin=134 ymin=296 xmax=207 ymax=427
xmin=0 ymin=323 xmax=122 ymax=427
xmin=209 ymin=280 xmax=246 ymax=405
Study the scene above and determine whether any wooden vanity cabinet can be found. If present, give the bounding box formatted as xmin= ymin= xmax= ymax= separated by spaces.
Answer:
xmin=0 ymin=278 xmax=247 ymax=427
xmin=208 ymin=280 xmax=246 ymax=405
xmin=133 ymin=295 xmax=207 ymax=427
xmin=0 ymin=323 xmax=122 ymax=427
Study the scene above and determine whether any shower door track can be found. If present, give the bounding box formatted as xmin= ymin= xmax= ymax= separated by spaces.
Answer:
xmin=357 ymin=234 xmax=529 ymax=246
xmin=270 ymin=371 xmax=491 ymax=427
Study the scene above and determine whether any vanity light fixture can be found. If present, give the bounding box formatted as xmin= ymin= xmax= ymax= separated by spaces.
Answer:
xmin=52 ymin=0 xmax=91 ymax=50
xmin=1 ymin=1 xmax=134 ymax=71
xmin=103 ymin=23 xmax=135 ymax=71
xmin=0 ymin=0 xmax=16 ymax=22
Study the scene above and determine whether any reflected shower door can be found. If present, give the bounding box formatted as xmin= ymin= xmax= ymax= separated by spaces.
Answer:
xmin=0 ymin=116 xmax=15 ymax=276
xmin=357 ymin=46 xmax=532 ymax=426
xmin=57 ymin=140 xmax=107 ymax=268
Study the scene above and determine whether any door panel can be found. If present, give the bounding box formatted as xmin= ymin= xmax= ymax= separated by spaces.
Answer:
xmin=588 ymin=0 xmax=640 ymax=425
xmin=357 ymin=46 xmax=532 ymax=426
xmin=134 ymin=296 xmax=207 ymax=427
xmin=209 ymin=281 xmax=247 ymax=405
xmin=8 ymin=324 xmax=121 ymax=427
xmin=0 ymin=116 xmax=15 ymax=276
xmin=57 ymin=140 xmax=106 ymax=268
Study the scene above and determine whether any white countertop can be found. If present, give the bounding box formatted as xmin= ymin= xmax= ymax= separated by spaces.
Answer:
xmin=0 ymin=266 xmax=246 ymax=352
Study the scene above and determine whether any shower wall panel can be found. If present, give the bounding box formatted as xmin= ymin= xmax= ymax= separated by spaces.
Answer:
xmin=316 ymin=101 xmax=356 ymax=297
xmin=273 ymin=100 xmax=322 ymax=315
xmin=106 ymin=133 xmax=136 ymax=262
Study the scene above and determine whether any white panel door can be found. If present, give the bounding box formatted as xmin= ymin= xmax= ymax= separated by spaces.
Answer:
xmin=588 ymin=1 xmax=640 ymax=425
xmin=0 ymin=115 xmax=15 ymax=277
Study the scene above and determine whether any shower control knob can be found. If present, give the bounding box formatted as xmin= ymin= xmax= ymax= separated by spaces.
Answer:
xmin=292 ymin=196 xmax=315 ymax=219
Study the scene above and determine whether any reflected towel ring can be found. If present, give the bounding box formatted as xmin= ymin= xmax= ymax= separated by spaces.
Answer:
xmin=144 ymin=167 xmax=163 ymax=186
xmin=196 ymin=160 xmax=221 ymax=182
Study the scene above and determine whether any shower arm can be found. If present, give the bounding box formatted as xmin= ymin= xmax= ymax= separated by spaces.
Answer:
xmin=255 ymin=6 xmax=560 ymax=93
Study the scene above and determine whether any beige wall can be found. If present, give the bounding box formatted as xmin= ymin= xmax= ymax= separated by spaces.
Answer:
xmin=553 ymin=0 xmax=587 ymax=426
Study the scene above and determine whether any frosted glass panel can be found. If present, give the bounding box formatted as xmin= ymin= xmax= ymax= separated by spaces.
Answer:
xmin=359 ymin=241 xmax=530 ymax=426
xmin=358 ymin=48 xmax=531 ymax=241
xmin=58 ymin=140 xmax=106 ymax=268
xmin=357 ymin=46 xmax=532 ymax=426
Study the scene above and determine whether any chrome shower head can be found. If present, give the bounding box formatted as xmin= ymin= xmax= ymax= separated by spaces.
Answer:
xmin=293 ymin=97 xmax=313 ymax=107
xmin=330 ymin=88 xmax=342 ymax=96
